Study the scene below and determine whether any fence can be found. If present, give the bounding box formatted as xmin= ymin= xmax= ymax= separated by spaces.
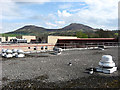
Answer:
xmin=0 ymin=42 xmax=119 ymax=53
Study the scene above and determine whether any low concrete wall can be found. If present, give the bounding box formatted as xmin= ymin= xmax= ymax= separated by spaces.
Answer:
xmin=0 ymin=43 xmax=55 ymax=52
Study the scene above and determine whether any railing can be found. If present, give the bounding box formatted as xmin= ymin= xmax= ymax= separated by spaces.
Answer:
xmin=55 ymin=42 xmax=120 ymax=49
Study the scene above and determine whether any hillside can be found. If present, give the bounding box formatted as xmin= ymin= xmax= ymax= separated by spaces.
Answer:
xmin=7 ymin=23 xmax=96 ymax=36
xmin=5 ymin=23 xmax=118 ymax=38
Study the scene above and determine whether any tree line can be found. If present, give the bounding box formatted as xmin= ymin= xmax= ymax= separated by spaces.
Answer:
xmin=76 ymin=29 xmax=118 ymax=38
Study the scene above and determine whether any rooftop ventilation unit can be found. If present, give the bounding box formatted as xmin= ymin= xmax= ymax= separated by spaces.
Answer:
xmin=96 ymin=55 xmax=117 ymax=74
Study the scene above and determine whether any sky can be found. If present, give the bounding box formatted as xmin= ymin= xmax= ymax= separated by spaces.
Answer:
xmin=0 ymin=0 xmax=119 ymax=33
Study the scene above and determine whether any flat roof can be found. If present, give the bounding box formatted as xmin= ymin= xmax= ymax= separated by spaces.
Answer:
xmin=58 ymin=38 xmax=115 ymax=41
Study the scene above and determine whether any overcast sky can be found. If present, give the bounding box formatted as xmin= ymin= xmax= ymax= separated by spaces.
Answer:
xmin=0 ymin=0 xmax=119 ymax=33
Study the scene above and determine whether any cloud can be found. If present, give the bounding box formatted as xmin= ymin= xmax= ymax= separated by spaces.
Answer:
xmin=12 ymin=0 xmax=85 ymax=3
xmin=79 ymin=3 xmax=86 ymax=6
xmin=2 ymin=0 xmax=50 ymax=3
xmin=30 ymin=14 xmax=56 ymax=22
xmin=45 ymin=21 xmax=65 ymax=29
xmin=80 ymin=0 xmax=118 ymax=29
xmin=57 ymin=0 xmax=119 ymax=30
xmin=69 ymin=8 xmax=82 ymax=12
xmin=58 ymin=10 xmax=72 ymax=17
xmin=1 ymin=22 xmax=21 ymax=33
xmin=55 ymin=21 xmax=65 ymax=25
xmin=1 ymin=0 xmax=119 ymax=33
xmin=0 ymin=0 xmax=52 ymax=33
xmin=45 ymin=22 xmax=57 ymax=28
xmin=58 ymin=3 xmax=73 ymax=9
xmin=0 ymin=0 xmax=23 ymax=21
xmin=0 ymin=0 xmax=51 ymax=20
xmin=0 ymin=26 xmax=2 ymax=33
xmin=0 ymin=0 xmax=20 ymax=33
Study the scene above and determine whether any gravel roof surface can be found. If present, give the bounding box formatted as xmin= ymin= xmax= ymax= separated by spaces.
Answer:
xmin=1 ymin=47 xmax=119 ymax=88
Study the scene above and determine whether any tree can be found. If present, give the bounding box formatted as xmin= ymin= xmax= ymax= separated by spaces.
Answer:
xmin=96 ymin=29 xmax=116 ymax=38
xmin=76 ymin=31 xmax=88 ymax=38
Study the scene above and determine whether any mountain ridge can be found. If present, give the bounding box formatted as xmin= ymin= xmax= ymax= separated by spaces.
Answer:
xmin=7 ymin=23 xmax=98 ymax=36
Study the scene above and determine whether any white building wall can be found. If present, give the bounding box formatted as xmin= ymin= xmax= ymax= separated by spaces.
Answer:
xmin=48 ymin=36 xmax=77 ymax=45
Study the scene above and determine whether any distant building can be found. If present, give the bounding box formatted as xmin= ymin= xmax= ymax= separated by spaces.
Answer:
xmin=57 ymin=38 xmax=118 ymax=48
xmin=48 ymin=36 xmax=77 ymax=45
xmin=0 ymin=35 xmax=119 ymax=52
xmin=10 ymin=38 xmax=27 ymax=43
xmin=7 ymin=37 xmax=16 ymax=42
xmin=0 ymin=37 xmax=6 ymax=42
xmin=22 ymin=36 xmax=36 ymax=43
xmin=0 ymin=36 xmax=16 ymax=42
xmin=16 ymin=35 xmax=36 ymax=43
xmin=0 ymin=35 xmax=36 ymax=43
xmin=48 ymin=36 xmax=118 ymax=49
xmin=36 ymin=36 xmax=47 ymax=43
